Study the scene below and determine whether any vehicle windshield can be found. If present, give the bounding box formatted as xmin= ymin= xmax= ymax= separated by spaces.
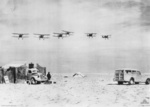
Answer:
xmin=32 ymin=73 xmax=39 ymax=76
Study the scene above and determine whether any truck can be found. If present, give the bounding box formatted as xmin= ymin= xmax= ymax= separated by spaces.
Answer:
xmin=27 ymin=68 xmax=47 ymax=84
xmin=113 ymin=69 xmax=150 ymax=85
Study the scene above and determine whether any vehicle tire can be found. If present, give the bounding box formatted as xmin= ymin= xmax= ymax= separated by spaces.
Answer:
xmin=135 ymin=82 xmax=139 ymax=84
xmin=118 ymin=81 xmax=123 ymax=85
xmin=128 ymin=78 xmax=135 ymax=85
xmin=26 ymin=80 xmax=31 ymax=85
xmin=145 ymin=78 xmax=150 ymax=85
xmin=31 ymin=78 xmax=37 ymax=84
xmin=37 ymin=81 xmax=41 ymax=84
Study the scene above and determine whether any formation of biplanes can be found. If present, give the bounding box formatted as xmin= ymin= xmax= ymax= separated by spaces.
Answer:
xmin=12 ymin=30 xmax=111 ymax=40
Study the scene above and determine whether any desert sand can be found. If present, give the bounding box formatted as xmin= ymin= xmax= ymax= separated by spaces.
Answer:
xmin=0 ymin=73 xmax=149 ymax=107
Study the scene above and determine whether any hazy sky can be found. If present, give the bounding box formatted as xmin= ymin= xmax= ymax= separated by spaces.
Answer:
xmin=0 ymin=0 xmax=150 ymax=73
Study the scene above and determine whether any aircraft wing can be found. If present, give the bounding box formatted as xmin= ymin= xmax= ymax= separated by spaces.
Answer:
xmin=12 ymin=36 xmax=19 ymax=37
xmin=62 ymin=30 xmax=73 ymax=33
xmin=43 ymin=34 xmax=50 ymax=36
xmin=63 ymin=35 xmax=68 ymax=37
xmin=62 ymin=35 xmax=68 ymax=37
xmin=102 ymin=35 xmax=111 ymax=37
xmin=43 ymin=37 xmax=49 ymax=39
xmin=34 ymin=34 xmax=40 ymax=35
xmin=53 ymin=35 xmax=59 ymax=37
xmin=53 ymin=33 xmax=61 ymax=34
xmin=22 ymin=33 xmax=29 ymax=35
xmin=34 ymin=34 xmax=50 ymax=36
xmin=85 ymin=33 xmax=92 ymax=34
xmin=22 ymin=36 xmax=29 ymax=38
xmin=12 ymin=33 xmax=20 ymax=35
xmin=34 ymin=36 xmax=39 ymax=38
xmin=13 ymin=33 xmax=28 ymax=35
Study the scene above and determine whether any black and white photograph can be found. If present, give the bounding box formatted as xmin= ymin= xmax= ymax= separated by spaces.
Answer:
xmin=0 ymin=0 xmax=150 ymax=107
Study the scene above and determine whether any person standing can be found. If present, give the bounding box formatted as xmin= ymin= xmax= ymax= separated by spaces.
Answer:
xmin=47 ymin=72 xmax=51 ymax=81
xmin=1 ymin=68 xmax=5 ymax=83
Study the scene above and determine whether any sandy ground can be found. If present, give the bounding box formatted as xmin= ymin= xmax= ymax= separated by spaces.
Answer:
xmin=0 ymin=73 xmax=150 ymax=107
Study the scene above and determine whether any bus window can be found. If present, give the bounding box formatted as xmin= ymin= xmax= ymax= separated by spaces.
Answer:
xmin=125 ymin=70 xmax=131 ymax=74
xmin=132 ymin=70 xmax=136 ymax=74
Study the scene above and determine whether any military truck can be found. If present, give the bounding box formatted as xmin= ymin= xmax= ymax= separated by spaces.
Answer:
xmin=27 ymin=68 xmax=47 ymax=84
xmin=113 ymin=69 xmax=150 ymax=85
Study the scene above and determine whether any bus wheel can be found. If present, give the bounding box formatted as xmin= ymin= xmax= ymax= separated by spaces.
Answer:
xmin=135 ymin=82 xmax=139 ymax=84
xmin=37 ymin=81 xmax=41 ymax=84
xmin=118 ymin=81 xmax=123 ymax=85
xmin=145 ymin=78 xmax=150 ymax=85
xmin=129 ymin=78 xmax=135 ymax=85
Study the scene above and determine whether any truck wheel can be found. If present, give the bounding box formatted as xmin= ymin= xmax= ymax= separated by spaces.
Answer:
xmin=118 ymin=81 xmax=123 ymax=85
xmin=37 ymin=81 xmax=41 ymax=84
xmin=129 ymin=79 xmax=135 ymax=85
xmin=26 ymin=80 xmax=31 ymax=85
xmin=31 ymin=78 xmax=37 ymax=84
xmin=145 ymin=78 xmax=150 ymax=85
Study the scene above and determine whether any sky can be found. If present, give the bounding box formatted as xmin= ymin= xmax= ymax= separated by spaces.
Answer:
xmin=0 ymin=0 xmax=150 ymax=73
